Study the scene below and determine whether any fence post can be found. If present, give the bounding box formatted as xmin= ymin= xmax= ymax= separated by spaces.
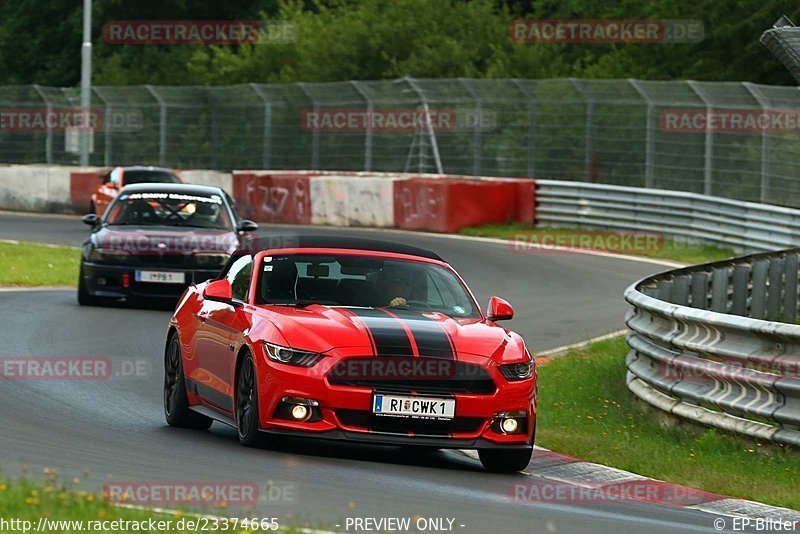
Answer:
xmin=351 ymin=81 xmax=373 ymax=172
xmin=569 ymin=78 xmax=594 ymax=182
xmin=687 ymin=81 xmax=714 ymax=196
xmin=743 ymin=82 xmax=772 ymax=203
xmin=249 ymin=84 xmax=272 ymax=169
xmin=91 ymin=87 xmax=112 ymax=166
xmin=145 ymin=85 xmax=167 ymax=166
xmin=628 ymin=79 xmax=655 ymax=188
xmin=405 ymin=77 xmax=444 ymax=174
xmin=32 ymin=85 xmax=53 ymax=164
xmin=459 ymin=78 xmax=483 ymax=177
xmin=298 ymin=83 xmax=319 ymax=170
xmin=511 ymin=79 xmax=537 ymax=179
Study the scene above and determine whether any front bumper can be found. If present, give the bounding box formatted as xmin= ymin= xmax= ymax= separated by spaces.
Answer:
xmin=254 ymin=347 xmax=537 ymax=449
xmin=81 ymin=261 xmax=220 ymax=299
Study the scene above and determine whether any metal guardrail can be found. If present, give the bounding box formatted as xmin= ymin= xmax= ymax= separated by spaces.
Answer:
xmin=624 ymin=249 xmax=800 ymax=446
xmin=536 ymin=180 xmax=800 ymax=252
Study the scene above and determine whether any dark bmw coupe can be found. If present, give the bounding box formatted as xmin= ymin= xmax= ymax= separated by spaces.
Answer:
xmin=78 ymin=183 xmax=258 ymax=305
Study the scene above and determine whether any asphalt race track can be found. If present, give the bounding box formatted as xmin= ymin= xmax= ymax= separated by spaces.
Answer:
xmin=0 ymin=211 xmax=726 ymax=533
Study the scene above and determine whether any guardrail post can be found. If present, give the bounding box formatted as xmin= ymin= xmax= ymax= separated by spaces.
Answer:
xmin=673 ymin=275 xmax=691 ymax=305
xmin=690 ymin=272 xmax=709 ymax=308
xmin=687 ymin=81 xmax=714 ymax=195
xmin=511 ymin=79 xmax=537 ymax=179
xmin=751 ymin=259 xmax=769 ymax=319
xmin=711 ymin=267 xmax=729 ymax=313
xmin=783 ymin=253 xmax=799 ymax=322
xmin=732 ymin=264 xmax=750 ymax=316
xmin=767 ymin=258 xmax=785 ymax=321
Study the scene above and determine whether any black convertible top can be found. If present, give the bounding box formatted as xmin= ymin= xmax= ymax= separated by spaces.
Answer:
xmin=233 ymin=235 xmax=444 ymax=262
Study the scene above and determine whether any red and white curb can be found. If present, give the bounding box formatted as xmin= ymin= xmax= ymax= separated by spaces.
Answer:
xmin=459 ymin=447 xmax=800 ymax=522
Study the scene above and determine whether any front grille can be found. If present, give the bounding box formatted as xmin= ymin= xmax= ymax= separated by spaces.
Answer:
xmin=336 ymin=409 xmax=484 ymax=435
xmin=327 ymin=358 xmax=497 ymax=395
xmin=127 ymin=254 xmax=197 ymax=268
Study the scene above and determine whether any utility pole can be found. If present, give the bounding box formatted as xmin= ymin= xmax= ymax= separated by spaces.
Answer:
xmin=80 ymin=0 xmax=92 ymax=166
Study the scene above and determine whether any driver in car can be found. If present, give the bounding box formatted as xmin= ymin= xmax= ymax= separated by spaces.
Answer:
xmin=381 ymin=267 xmax=417 ymax=307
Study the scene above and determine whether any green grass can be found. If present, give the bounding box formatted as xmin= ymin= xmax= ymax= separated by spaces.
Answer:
xmin=460 ymin=224 xmax=735 ymax=264
xmin=0 ymin=476 xmax=303 ymax=533
xmin=0 ymin=241 xmax=80 ymax=287
xmin=537 ymin=336 xmax=800 ymax=510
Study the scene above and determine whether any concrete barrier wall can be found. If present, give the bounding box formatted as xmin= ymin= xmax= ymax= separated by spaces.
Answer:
xmin=0 ymin=166 xmax=535 ymax=233
xmin=0 ymin=165 xmax=82 ymax=213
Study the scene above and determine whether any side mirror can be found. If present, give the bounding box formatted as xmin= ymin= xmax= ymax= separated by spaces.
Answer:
xmin=82 ymin=213 xmax=100 ymax=226
xmin=237 ymin=220 xmax=258 ymax=232
xmin=203 ymin=279 xmax=234 ymax=303
xmin=486 ymin=296 xmax=514 ymax=321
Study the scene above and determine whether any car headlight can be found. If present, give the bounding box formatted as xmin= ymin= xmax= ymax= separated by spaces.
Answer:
xmin=194 ymin=253 xmax=230 ymax=268
xmin=263 ymin=341 xmax=323 ymax=367
xmin=499 ymin=360 xmax=534 ymax=381
xmin=88 ymin=248 xmax=130 ymax=264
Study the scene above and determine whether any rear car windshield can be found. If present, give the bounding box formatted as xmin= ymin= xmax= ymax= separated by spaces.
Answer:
xmin=257 ymin=254 xmax=480 ymax=318
xmin=105 ymin=191 xmax=232 ymax=230
xmin=123 ymin=170 xmax=181 ymax=185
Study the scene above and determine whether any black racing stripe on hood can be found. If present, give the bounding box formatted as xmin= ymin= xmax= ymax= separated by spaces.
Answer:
xmin=348 ymin=308 xmax=414 ymax=357
xmin=390 ymin=310 xmax=455 ymax=360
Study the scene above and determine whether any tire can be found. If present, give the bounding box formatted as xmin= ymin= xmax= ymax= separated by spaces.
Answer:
xmin=236 ymin=353 xmax=263 ymax=447
xmin=478 ymin=447 xmax=533 ymax=473
xmin=164 ymin=332 xmax=212 ymax=430
xmin=77 ymin=263 xmax=101 ymax=306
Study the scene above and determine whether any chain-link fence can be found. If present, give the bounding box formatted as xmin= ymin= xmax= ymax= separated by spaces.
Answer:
xmin=3 ymin=77 xmax=800 ymax=207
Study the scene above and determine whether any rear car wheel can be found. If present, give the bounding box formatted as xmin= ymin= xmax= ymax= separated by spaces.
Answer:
xmin=236 ymin=353 xmax=263 ymax=447
xmin=164 ymin=332 xmax=212 ymax=429
xmin=478 ymin=447 xmax=533 ymax=473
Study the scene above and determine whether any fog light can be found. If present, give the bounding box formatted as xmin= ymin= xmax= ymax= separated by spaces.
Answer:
xmin=291 ymin=404 xmax=310 ymax=421
xmin=501 ymin=418 xmax=519 ymax=433
xmin=122 ymin=274 xmax=130 ymax=288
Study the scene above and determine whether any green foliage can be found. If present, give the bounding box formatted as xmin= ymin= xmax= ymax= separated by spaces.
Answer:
xmin=0 ymin=0 xmax=798 ymax=86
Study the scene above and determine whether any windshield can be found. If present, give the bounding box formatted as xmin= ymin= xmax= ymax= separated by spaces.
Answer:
xmin=122 ymin=170 xmax=181 ymax=185
xmin=105 ymin=191 xmax=232 ymax=230
xmin=257 ymin=254 xmax=479 ymax=318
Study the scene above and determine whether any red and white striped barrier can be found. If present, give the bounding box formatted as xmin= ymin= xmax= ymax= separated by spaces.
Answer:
xmin=0 ymin=166 xmax=534 ymax=233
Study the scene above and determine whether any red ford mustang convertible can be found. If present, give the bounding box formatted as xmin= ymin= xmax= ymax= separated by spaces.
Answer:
xmin=165 ymin=236 xmax=537 ymax=472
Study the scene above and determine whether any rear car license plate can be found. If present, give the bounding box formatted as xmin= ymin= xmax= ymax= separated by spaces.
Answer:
xmin=135 ymin=270 xmax=185 ymax=284
xmin=372 ymin=394 xmax=455 ymax=420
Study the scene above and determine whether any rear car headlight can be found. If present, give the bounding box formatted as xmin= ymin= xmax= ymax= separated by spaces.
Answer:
xmin=194 ymin=253 xmax=230 ymax=268
xmin=88 ymin=248 xmax=130 ymax=264
xmin=263 ymin=341 xmax=323 ymax=367
xmin=499 ymin=361 xmax=534 ymax=381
